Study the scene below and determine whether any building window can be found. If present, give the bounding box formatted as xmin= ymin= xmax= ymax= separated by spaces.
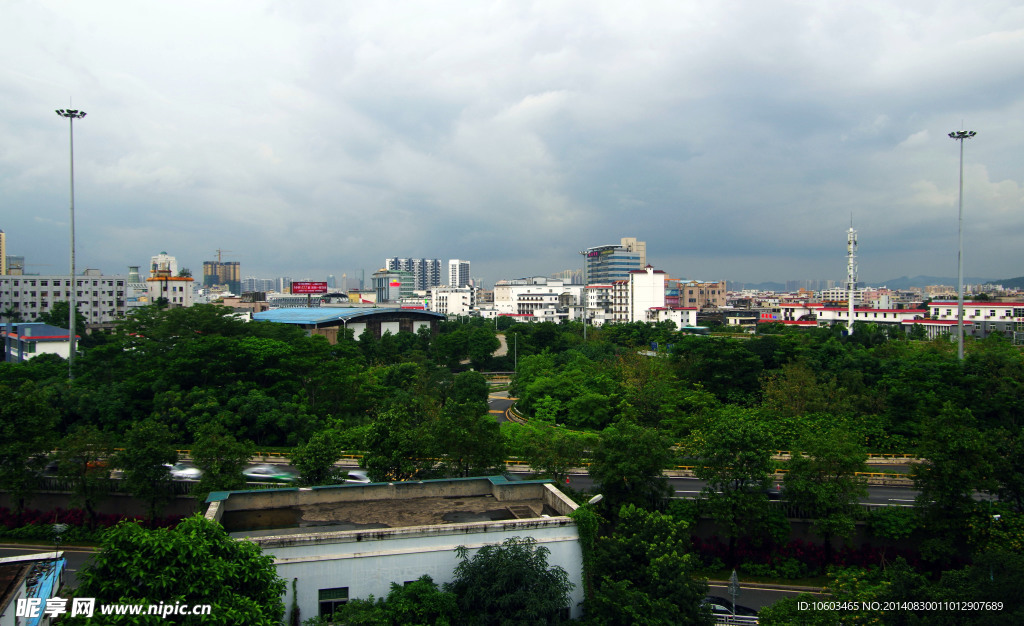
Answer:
xmin=319 ymin=587 xmax=349 ymax=617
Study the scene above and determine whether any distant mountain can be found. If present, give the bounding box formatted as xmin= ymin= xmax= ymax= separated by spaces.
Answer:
xmin=726 ymin=276 xmax=1017 ymax=291
xmin=872 ymin=276 xmax=997 ymax=289
xmin=993 ymin=276 xmax=1024 ymax=290
xmin=726 ymin=281 xmax=786 ymax=292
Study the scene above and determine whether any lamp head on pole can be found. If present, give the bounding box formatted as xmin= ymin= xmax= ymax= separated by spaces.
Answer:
xmin=56 ymin=109 xmax=87 ymax=119
xmin=948 ymin=130 xmax=976 ymax=140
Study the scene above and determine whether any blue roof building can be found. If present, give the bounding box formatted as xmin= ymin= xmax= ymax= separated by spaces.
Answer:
xmin=254 ymin=307 xmax=445 ymax=343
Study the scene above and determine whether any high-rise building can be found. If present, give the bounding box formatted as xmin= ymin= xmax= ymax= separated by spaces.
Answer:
xmin=0 ymin=230 xmax=6 ymax=275
xmin=385 ymin=258 xmax=442 ymax=291
xmin=203 ymin=260 xmax=241 ymax=295
xmin=448 ymin=259 xmax=471 ymax=288
xmin=583 ymin=237 xmax=646 ymax=284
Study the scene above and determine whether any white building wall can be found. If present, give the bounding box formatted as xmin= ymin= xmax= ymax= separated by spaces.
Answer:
xmin=270 ymin=523 xmax=584 ymax=621
xmin=380 ymin=321 xmax=401 ymax=335
xmin=628 ymin=267 xmax=666 ymax=322
xmin=652 ymin=308 xmax=698 ymax=328
xmin=0 ymin=275 xmax=130 ymax=324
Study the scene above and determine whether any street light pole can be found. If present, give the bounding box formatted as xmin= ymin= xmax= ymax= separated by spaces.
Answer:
xmin=949 ymin=129 xmax=976 ymax=361
xmin=56 ymin=108 xmax=86 ymax=379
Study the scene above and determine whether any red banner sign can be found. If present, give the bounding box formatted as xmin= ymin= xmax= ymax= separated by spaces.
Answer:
xmin=291 ymin=281 xmax=328 ymax=294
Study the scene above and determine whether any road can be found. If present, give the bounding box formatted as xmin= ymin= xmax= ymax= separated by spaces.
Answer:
xmin=488 ymin=391 xmax=515 ymax=423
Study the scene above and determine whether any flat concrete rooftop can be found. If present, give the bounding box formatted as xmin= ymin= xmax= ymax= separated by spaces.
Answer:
xmin=204 ymin=476 xmax=578 ymax=539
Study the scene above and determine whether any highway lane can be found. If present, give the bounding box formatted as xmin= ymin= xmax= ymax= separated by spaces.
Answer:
xmin=529 ymin=473 xmax=923 ymax=506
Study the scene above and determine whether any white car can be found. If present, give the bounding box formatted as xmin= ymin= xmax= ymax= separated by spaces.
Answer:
xmin=165 ymin=463 xmax=202 ymax=481
xmin=344 ymin=469 xmax=372 ymax=483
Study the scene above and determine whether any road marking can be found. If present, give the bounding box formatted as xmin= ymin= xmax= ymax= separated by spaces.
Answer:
xmin=888 ymin=498 xmax=916 ymax=503
xmin=488 ymin=410 xmax=505 ymax=414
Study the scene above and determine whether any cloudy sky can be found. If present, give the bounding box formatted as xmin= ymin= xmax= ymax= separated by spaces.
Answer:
xmin=2 ymin=1 xmax=1022 ymax=287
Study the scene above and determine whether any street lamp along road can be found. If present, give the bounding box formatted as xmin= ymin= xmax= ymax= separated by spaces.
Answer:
xmin=56 ymin=108 xmax=86 ymax=379
xmin=948 ymin=129 xmax=976 ymax=361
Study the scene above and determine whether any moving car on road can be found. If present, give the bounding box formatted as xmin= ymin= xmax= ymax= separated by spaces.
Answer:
xmin=243 ymin=464 xmax=297 ymax=483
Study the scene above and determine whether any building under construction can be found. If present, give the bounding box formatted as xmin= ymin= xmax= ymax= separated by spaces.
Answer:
xmin=203 ymin=251 xmax=241 ymax=295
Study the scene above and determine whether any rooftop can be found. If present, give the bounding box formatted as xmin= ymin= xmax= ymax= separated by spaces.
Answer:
xmin=205 ymin=476 xmax=578 ymax=543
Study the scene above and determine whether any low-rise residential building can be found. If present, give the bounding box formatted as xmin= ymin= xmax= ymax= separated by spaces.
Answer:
xmin=2 ymin=323 xmax=74 ymax=362
xmin=430 ymin=286 xmax=475 ymax=317
xmin=816 ymin=307 xmax=927 ymax=328
xmin=929 ymin=300 xmax=1024 ymax=341
xmin=677 ymin=280 xmax=727 ymax=310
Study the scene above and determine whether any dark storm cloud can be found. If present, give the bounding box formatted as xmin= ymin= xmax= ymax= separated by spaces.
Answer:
xmin=1 ymin=1 xmax=1022 ymax=286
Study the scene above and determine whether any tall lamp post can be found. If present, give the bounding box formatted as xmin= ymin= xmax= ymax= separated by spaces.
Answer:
xmin=56 ymin=108 xmax=85 ymax=379
xmin=949 ymin=129 xmax=976 ymax=361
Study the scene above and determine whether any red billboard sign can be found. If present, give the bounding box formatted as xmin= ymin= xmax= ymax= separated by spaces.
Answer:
xmin=291 ymin=281 xmax=328 ymax=294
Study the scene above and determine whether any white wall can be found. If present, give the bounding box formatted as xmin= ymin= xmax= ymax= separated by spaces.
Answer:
xmin=269 ymin=523 xmax=584 ymax=621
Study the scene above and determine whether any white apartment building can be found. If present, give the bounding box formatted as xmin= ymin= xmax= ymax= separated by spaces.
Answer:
xmin=0 ymin=272 xmax=130 ymax=325
xmin=429 ymin=286 xmax=474 ymax=317
xmin=146 ymin=274 xmax=195 ymax=308
xmin=581 ymin=284 xmax=614 ymax=326
xmin=649 ymin=307 xmax=699 ymax=328
xmin=929 ymin=300 xmax=1024 ymax=340
xmin=628 ymin=266 xmax=667 ymax=322
xmin=815 ymin=307 xmax=927 ymax=328
xmin=448 ymin=259 xmax=471 ymax=288
xmin=818 ymin=287 xmax=865 ymax=304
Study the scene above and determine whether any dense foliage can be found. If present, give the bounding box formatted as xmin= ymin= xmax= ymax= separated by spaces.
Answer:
xmin=3 ymin=304 xmax=1024 ymax=618
xmin=67 ymin=514 xmax=286 ymax=625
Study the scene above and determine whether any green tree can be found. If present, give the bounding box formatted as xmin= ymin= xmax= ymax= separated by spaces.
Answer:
xmin=783 ymin=428 xmax=868 ymax=563
xmin=430 ymin=402 xmax=506 ymax=478
xmin=589 ymin=504 xmax=712 ymax=625
xmin=0 ymin=382 xmax=58 ymax=512
xmin=190 ymin=421 xmax=255 ymax=502
xmin=36 ymin=300 xmax=87 ymax=330
xmin=912 ymin=403 xmax=998 ymax=562
xmin=113 ymin=418 xmax=179 ymax=520
xmin=292 ymin=430 xmax=346 ymax=486
xmin=590 ymin=420 xmax=673 ymax=512
xmin=67 ymin=514 xmax=286 ymax=625
xmin=363 ymin=406 xmax=430 ymax=482
xmin=691 ymin=408 xmax=776 ymax=565
xmin=466 ymin=326 xmax=500 ymax=370
xmin=521 ymin=426 xmax=596 ymax=485
xmin=445 ymin=536 xmax=574 ymax=624
xmin=322 ymin=575 xmax=460 ymax=625
xmin=55 ymin=425 xmax=115 ymax=527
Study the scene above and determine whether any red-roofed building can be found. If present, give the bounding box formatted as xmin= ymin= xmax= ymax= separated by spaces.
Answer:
xmin=2 ymin=323 xmax=75 ymax=362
